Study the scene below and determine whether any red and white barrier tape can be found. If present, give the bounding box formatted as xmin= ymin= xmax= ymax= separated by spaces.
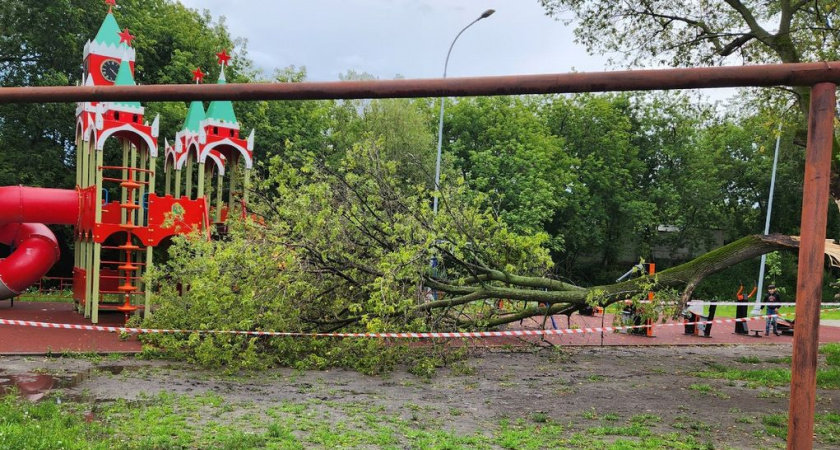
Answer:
xmin=0 ymin=314 xmax=786 ymax=339
xmin=635 ymin=301 xmax=840 ymax=307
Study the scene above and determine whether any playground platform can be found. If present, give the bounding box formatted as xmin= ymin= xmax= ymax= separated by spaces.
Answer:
xmin=1 ymin=301 xmax=839 ymax=354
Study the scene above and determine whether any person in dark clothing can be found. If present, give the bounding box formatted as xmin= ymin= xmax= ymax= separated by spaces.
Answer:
xmin=763 ymin=284 xmax=782 ymax=336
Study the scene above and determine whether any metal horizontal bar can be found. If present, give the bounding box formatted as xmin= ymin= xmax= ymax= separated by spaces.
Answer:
xmin=1 ymin=62 xmax=839 ymax=104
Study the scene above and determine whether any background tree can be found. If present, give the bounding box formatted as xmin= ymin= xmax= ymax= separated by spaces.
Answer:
xmin=631 ymin=94 xmax=724 ymax=258
xmin=236 ymin=66 xmax=332 ymax=165
xmin=537 ymin=0 xmax=840 ymax=199
xmin=0 ymin=0 xmax=245 ymax=273
xmin=0 ymin=0 xmax=243 ymax=188
xmin=0 ymin=0 xmax=102 ymax=189
xmin=321 ymin=71 xmax=439 ymax=187
xmin=447 ymin=96 xmax=575 ymax=236
xmin=540 ymin=94 xmax=651 ymax=273
xmin=538 ymin=0 xmax=839 ymax=67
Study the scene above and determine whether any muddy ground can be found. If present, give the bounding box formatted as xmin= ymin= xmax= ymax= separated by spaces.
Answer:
xmin=1 ymin=344 xmax=835 ymax=448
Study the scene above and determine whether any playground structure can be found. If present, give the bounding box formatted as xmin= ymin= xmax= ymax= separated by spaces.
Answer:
xmin=0 ymin=3 xmax=255 ymax=323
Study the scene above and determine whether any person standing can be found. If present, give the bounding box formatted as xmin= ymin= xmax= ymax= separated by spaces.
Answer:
xmin=763 ymin=284 xmax=782 ymax=336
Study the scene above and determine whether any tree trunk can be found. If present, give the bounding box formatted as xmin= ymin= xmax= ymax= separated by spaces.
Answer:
xmin=427 ymin=234 xmax=812 ymax=328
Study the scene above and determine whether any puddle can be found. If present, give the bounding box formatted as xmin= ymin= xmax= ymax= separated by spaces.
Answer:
xmin=95 ymin=365 xmax=125 ymax=375
xmin=0 ymin=373 xmax=56 ymax=401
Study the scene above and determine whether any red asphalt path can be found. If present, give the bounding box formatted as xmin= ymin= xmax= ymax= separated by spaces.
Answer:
xmin=0 ymin=301 xmax=142 ymax=354
xmin=504 ymin=312 xmax=840 ymax=347
xmin=1 ymin=302 xmax=840 ymax=354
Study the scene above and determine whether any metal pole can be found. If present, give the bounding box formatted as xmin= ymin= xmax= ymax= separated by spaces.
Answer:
xmin=753 ymin=122 xmax=783 ymax=314
xmin=787 ymin=82 xmax=835 ymax=450
xmin=2 ymin=62 xmax=840 ymax=104
xmin=433 ymin=9 xmax=495 ymax=214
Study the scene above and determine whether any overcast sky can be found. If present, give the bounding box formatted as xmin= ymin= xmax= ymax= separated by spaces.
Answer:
xmin=175 ymin=0 xmax=735 ymax=102
xmin=176 ymin=0 xmax=608 ymax=81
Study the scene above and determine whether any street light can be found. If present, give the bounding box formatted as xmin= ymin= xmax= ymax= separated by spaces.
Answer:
xmin=432 ymin=8 xmax=495 ymax=214
xmin=752 ymin=121 xmax=784 ymax=315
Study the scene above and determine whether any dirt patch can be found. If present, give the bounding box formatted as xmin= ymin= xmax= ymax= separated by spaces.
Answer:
xmin=1 ymin=344 xmax=835 ymax=448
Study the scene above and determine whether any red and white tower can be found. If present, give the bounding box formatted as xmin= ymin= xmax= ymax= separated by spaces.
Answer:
xmin=74 ymin=0 xmax=160 ymax=324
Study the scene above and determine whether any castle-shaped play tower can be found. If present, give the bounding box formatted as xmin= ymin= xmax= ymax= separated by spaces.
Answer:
xmin=0 ymin=0 xmax=255 ymax=323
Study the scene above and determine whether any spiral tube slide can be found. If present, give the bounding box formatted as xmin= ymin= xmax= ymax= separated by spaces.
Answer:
xmin=0 ymin=186 xmax=80 ymax=299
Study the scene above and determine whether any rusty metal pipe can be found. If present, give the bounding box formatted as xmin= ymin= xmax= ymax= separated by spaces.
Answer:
xmin=787 ymin=82 xmax=836 ymax=450
xmin=1 ymin=62 xmax=840 ymax=104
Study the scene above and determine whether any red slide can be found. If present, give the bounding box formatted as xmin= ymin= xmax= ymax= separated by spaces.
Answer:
xmin=0 ymin=186 xmax=80 ymax=299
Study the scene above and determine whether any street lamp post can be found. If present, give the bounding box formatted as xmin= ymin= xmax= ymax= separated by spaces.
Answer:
xmin=752 ymin=122 xmax=783 ymax=315
xmin=432 ymin=8 xmax=495 ymax=215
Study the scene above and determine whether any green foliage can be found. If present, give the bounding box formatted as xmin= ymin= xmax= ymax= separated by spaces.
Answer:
xmin=0 ymin=0 xmax=240 ymax=189
xmin=764 ymin=251 xmax=783 ymax=284
xmin=357 ymin=98 xmax=436 ymax=188
xmin=542 ymin=94 xmax=650 ymax=266
xmin=537 ymin=0 xmax=839 ymax=244
xmin=538 ymin=0 xmax=839 ymax=67
xmin=236 ymin=66 xmax=333 ymax=164
xmin=139 ymin=222 xmax=405 ymax=372
xmin=448 ymin=96 xmax=574 ymax=236
xmin=142 ymin=140 xmax=553 ymax=370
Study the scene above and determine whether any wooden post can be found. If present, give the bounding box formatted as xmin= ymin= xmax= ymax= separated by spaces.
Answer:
xmin=197 ymin=162 xmax=206 ymax=199
xmin=164 ymin=162 xmax=172 ymax=196
xmin=216 ymin=172 xmax=223 ymax=223
xmin=144 ymin=246 xmax=153 ymax=318
xmin=174 ymin=169 xmax=182 ymax=198
xmin=121 ymin=141 xmax=129 ymax=223
xmin=243 ymin=168 xmax=250 ymax=204
xmin=91 ymin=150 xmax=104 ymax=324
xmin=74 ymin=136 xmax=83 ymax=280
xmin=138 ymin=147 xmax=147 ymax=226
xmin=149 ymin=156 xmax=156 ymax=196
xmin=787 ymin=83 xmax=836 ymax=450
xmin=185 ymin=154 xmax=194 ymax=199
xmin=84 ymin=142 xmax=97 ymax=318
xmin=228 ymin=154 xmax=238 ymax=213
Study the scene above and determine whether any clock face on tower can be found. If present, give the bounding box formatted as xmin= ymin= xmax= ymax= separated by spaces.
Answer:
xmin=100 ymin=59 xmax=120 ymax=83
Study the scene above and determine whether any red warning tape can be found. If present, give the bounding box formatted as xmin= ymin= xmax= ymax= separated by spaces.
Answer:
xmin=0 ymin=314 xmax=784 ymax=339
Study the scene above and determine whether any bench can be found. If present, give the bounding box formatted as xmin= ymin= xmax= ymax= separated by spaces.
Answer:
xmin=751 ymin=330 xmax=763 ymax=337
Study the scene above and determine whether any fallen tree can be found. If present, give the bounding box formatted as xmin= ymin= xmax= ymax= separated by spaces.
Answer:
xmin=149 ymin=144 xmax=836 ymax=334
xmin=141 ymin=143 xmax=835 ymax=370
xmin=423 ymin=234 xmax=830 ymax=329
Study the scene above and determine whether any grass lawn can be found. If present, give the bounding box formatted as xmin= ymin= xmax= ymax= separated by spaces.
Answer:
xmin=0 ymin=391 xmax=794 ymax=449
xmin=3 ymin=344 xmax=840 ymax=449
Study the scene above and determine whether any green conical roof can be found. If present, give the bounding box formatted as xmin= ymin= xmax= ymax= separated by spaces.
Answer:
xmin=113 ymin=54 xmax=141 ymax=108
xmin=205 ymin=67 xmax=238 ymax=124
xmin=94 ymin=13 xmax=122 ymax=47
xmin=183 ymin=101 xmax=206 ymax=132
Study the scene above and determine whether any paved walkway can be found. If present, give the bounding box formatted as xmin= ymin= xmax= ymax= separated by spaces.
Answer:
xmin=0 ymin=301 xmax=142 ymax=354
xmin=504 ymin=312 xmax=840 ymax=347
xmin=1 ymin=302 xmax=840 ymax=354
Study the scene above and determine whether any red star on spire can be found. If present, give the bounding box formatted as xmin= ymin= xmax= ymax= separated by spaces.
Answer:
xmin=118 ymin=28 xmax=135 ymax=46
xmin=192 ymin=67 xmax=205 ymax=83
xmin=216 ymin=49 xmax=231 ymax=66
xmin=105 ymin=0 xmax=116 ymax=13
